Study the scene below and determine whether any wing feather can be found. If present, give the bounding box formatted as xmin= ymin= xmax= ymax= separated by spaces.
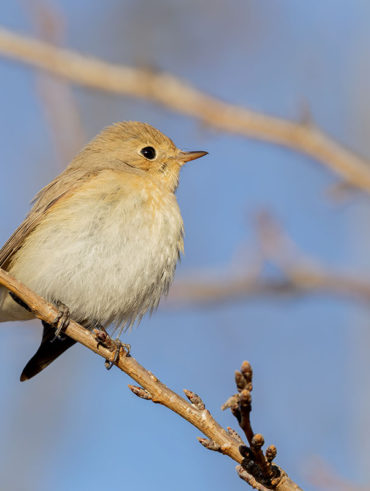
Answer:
xmin=0 ymin=168 xmax=96 ymax=270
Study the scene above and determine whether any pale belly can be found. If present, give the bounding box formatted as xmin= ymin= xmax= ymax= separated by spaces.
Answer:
xmin=2 ymin=187 xmax=183 ymax=330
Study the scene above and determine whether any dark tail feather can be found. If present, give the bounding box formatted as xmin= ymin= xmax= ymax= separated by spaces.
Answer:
xmin=20 ymin=321 xmax=76 ymax=381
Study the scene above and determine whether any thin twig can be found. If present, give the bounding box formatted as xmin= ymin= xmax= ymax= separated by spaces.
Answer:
xmin=223 ymin=362 xmax=302 ymax=491
xmin=0 ymin=267 xmax=301 ymax=490
xmin=0 ymin=27 xmax=370 ymax=192
xmin=225 ymin=362 xmax=277 ymax=487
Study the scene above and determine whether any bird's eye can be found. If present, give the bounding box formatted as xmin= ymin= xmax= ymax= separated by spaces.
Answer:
xmin=140 ymin=146 xmax=156 ymax=160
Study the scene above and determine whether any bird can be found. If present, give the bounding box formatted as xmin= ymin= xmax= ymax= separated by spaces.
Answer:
xmin=0 ymin=121 xmax=207 ymax=381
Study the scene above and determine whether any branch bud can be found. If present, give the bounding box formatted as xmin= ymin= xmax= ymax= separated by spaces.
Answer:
xmin=128 ymin=385 xmax=152 ymax=400
xmin=183 ymin=389 xmax=205 ymax=410
xmin=198 ymin=438 xmax=221 ymax=452
xmin=265 ymin=444 xmax=277 ymax=462
xmin=251 ymin=433 xmax=264 ymax=449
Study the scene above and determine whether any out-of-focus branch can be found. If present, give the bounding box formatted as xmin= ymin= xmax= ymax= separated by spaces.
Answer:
xmin=0 ymin=28 xmax=370 ymax=192
xmin=168 ymin=212 xmax=370 ymax=308
xmin=0 ymin=267 xmax=301 ymax=490
xmin=168 ymin=274 xmax=370 ymax=307
xmin=24 ymin=1 xmax=86 ymax=164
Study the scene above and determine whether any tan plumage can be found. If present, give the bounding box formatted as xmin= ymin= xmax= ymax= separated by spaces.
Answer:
xmin=0 ymin=122 xmax=207 ymax=380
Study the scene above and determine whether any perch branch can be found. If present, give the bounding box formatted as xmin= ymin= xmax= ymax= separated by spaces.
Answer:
xmin=0 ymin=27 xmax=369 ymax=191
xmin=0 ymin=267 xmax=301 ymax=490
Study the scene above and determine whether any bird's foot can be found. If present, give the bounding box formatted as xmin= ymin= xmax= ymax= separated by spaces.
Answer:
xmin=93 ymin=324 xmax=110 ymax=350
xmin=51 ymin=301 xmax=71 ymax=341
xmin=104 ymin=339 xmax=128 ymax=370
xmin=93 ymin=326 xmax=130 ymax=370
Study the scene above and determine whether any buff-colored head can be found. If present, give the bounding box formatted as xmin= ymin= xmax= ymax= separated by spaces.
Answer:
xmin=71 ymin=121 xmax=207 ymax=192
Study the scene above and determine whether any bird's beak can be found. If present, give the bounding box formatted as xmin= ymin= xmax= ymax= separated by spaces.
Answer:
xmin=177 ymin=150 xmax=208 ymax=165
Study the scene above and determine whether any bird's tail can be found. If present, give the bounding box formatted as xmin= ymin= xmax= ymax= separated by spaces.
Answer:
xmin=20 ymin=321 xmax=76 ymax=381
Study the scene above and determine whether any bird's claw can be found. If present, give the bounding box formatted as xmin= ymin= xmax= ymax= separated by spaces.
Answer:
xmin=51 ymin=301 xmax=70 ymax=341
xmin=93 ymin=326 xmax=130 ymax=370
xmin=93 ymin=325 xmax=110 ymax=349
xmin=104 ymin=339 xmax=131 ymax=370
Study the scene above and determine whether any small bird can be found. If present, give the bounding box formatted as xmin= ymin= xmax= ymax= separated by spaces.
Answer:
xmin=0 ymin=121 xmax=207 ymax=381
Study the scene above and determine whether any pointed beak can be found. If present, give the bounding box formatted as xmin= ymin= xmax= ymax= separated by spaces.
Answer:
xmin=177 ymin=150 xmax=208 ymax=165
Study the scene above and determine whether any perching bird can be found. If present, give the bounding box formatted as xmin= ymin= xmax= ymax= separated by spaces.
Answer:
xmin=0 ymin=121 xmax=207 ymax=381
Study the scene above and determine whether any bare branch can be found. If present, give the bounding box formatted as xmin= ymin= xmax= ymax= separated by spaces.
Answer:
xmin=0 ymin=267 xmax=301 ymax=490
xmin=168 ymin=274 xmax=370 ymax=307
xmin=0 ymin=27 xmax=369 ymax=192
xmin=23 ymin=2 xmax=86 ymax=164
xmin=237 ymin=465 xmax=273 ymax=491
xmin=168 ymin=260 xmax=370 ymax=307
xmin=224 ymin=362 xmax=276 ymax=485
xmin=223 ymin=361 xmax=302 ymax=490
xmin=167 ymin=212 xmax=370 ymax=308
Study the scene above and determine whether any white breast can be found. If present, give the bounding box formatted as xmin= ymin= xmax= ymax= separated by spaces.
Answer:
xmin=6 ymin=177 xmax=184 ymax=331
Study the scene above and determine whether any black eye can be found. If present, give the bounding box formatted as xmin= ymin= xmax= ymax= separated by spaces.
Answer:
xmin=140 ymin=146 xmax=156 ymax=160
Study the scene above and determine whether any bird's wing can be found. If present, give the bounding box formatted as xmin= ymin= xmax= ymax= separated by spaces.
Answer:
xmin=0 ymin=168 xmax=97 ymax=270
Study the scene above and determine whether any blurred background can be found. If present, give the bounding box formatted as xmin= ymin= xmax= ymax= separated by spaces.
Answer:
xmin=0 ymin=1 xmax=369 ymax=490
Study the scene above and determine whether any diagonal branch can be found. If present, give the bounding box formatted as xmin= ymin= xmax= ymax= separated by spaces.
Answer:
xmin=0 ymin=27 xmax=370 ymax=192
xmin=0 ymin=267 xmax=301 ymax=490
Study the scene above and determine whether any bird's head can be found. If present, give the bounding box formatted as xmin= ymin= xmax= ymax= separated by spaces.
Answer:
xmin=76 ymin=121 xmax=208 ymax=192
